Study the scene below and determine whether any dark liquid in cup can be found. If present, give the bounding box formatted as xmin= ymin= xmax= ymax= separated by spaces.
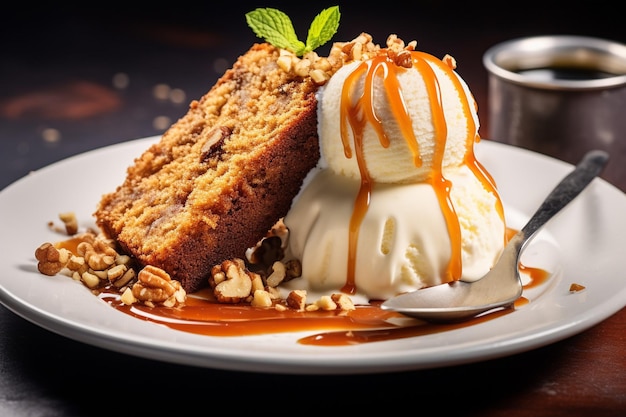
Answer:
xmin=516 ymin=67 xmax=619 ymax=81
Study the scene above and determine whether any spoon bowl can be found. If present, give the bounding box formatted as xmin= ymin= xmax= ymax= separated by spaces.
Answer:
xmin=381 ymin=149 xmax=609 ymax=322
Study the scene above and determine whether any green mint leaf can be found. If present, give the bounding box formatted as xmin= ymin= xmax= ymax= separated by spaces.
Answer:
xmin=246 ymin=6 xmax=341 ymax=57
xmin=305 ymin=6 xmax=341 ymax=54
xmin=245 ymin=8 xmax=305 ymax=54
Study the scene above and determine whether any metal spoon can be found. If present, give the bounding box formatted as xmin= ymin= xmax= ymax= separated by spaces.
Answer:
xmin=381 ymin=149 xmax=609 ymax=322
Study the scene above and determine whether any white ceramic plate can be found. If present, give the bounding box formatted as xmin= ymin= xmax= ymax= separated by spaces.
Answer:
xmin=1 ymin=137 xmax=625 ymax=374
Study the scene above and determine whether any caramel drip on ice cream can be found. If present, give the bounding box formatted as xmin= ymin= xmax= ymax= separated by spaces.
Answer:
xmin=436 ymin=56 xmax=504 ymax=223
xmin=412 ymin=53 xmax=462 ymax=283
xmin=434 ymin=55 xmax=504 ymax=225
xmin=339 ymin=51 xmax=500 ymax=294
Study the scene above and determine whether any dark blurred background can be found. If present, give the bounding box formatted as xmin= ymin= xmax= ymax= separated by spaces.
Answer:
xmin=1 ymin=1 xmax=624 ymax=190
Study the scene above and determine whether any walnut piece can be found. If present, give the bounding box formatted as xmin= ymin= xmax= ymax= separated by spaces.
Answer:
xmin=332 ymin=293 xmax=356 ymax=311
xmin=76 ymin=240 xmax=116 ymax=271
xmin=131 ymin=265 xmax=186 ymax=308
xmin=47 ymin=212 xmax=80 ymax=235
xmin=35 ymin=243 xmax=70 ymax=276
xmin=287 ymin=290 xmax=307 ymax=311
xmin=251 ymin=289 xmax=273 ymax=308
xmin=58 ymin=212 xmax=78 ymax=235
xmin=209 ymin=259 xmax=256 ymax=303
xmin=266 ymin=261 xmax=286 ymax=287
xmin=200 ymin=126 xmax=230 ymax=162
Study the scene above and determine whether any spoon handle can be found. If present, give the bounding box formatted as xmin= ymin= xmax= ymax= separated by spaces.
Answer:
xmin=520 ymin=150 xmax=609 ymax=241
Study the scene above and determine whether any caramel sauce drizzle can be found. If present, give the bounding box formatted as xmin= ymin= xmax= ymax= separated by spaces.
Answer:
xmin=100 ymin=289 xmax=530 ymax=346
xmin=339 ymin=51 xmax=505 ymax=294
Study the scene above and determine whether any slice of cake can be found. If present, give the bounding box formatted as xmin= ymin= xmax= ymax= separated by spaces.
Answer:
xmin=95 ymin=43 xmax=324 ymax=294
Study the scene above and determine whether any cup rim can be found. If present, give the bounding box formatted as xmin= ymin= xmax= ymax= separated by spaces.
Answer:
xmin=483 ymin=35 xmax=626 ymax=90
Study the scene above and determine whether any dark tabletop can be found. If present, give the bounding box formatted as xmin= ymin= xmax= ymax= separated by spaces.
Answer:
xmin=1 ymin=2 xmax=625 ymax=416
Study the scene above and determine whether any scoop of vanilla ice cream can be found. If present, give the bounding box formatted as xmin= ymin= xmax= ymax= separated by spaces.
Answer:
xmin=319 ymin=58 xmax=479 ymax=183
xmin=282 ymin=49 xmax=504 ymax=301
xmin=283 ymin=165 xmax=504 ymax=301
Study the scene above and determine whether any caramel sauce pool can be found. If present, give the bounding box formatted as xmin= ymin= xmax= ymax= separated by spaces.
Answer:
xmin=97 ymin=249 xmax=547 ymax=347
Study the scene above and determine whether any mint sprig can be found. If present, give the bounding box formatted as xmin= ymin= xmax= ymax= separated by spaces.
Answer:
xmin=245 ymin=6 xmax=340 ymax=56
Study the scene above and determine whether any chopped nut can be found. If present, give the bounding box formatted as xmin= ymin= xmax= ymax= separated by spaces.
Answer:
xmin=265 ymin=286 xmax=281 ymax=300
xmin=442 ymin=54 xmax=457 ymax=70
xmin=310 ymin=69 xmax=330 ymax=85
xmin=394 ymin=50 xmax=413 ymax=68
xmin=266 ymin=261 xmax=286 ymax=287
xmin=120 ymin=287 xmax=136 ymax=305
xmin=287 ymin=290 xmax=307 ymax=311
xmin=112 ymin=268 xmax=136 ymax=288
xmin=66 ymin=254 xmax=87 ymax=274
xmin=332 ymin=293 xmax=356 ymax=311
xmin=294 ymin=57 xmax=312 ymax=77
xmin=386 ymin=34 xmax=405 ymax=51
xmin=115 ymin=254 xmax=133 ymax=267
xmin=251 ymin=290 xmax=273 ymax=308
xmin=200 ymin=126 xmax=230 ymax=162
xmin=276 ymin=54 xmax=293 ymax=72
xmin=90 ymin=269 xmax=108 ymax=280
xmin=250 ymin=274 xmax=264 ymax=293
xmin=284 ymin=259 xmax=302 ymax=280
xmin=210 ymin=266 xmax=227 ymax=286
xmin=35 ymin=243 xmax=70 ymax=276
xmin=349 ymin=41 xmax=363 ymax=61
xmin=81 ymin=271 xmax=101 ymax=289
xmin=77 ymin=241 xmax=116 ymax=270
xmin=58 ymin=212 xmax=78 ymax=235
xmin=137 ymin=265 xmax=175 ymax=294
xmin=131 ymin=265 xmax=186 ymax=307
xmin=314 ymin=295 xmax=337 ymax=311
xmin=274 ymin=303 xmax=288 ymax=312
xmin=569 ymin=283 xmax=586 ymax=293
xmin=313 ymin=57 xmax=332 ymax=72
xmin=210 ymin=259 xmax=255 ymax=303
xmin=107 ymin=263 xmax=128 ymax=281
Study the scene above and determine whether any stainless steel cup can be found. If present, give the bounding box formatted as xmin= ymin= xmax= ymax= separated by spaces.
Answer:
xmin=483 ymin=35 xmax=626 ymax=188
